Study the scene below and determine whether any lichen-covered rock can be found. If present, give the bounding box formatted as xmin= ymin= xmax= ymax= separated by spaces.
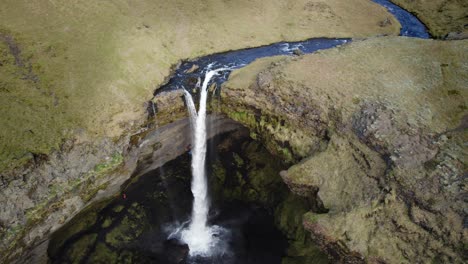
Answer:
xmin=275 ymin=194 xmax=330 ymax=264
xmin=221 ymin=37 xmax=468 ymax=263
xmin=0 ymin=137 xmax=126 ymax=263
xmin=152 ymin=90 xmax=186 ymax=126
xmin=219 ymin=56 xmax=330 ymax=163
xmin=282 ymin=135 xmax=386 ymax=213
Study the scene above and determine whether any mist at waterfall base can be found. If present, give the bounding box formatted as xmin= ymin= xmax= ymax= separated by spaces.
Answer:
xmin=168 ymin=68 xmax=235 ymax=261
xmin=157 ymin=129 xmax=290 ymax=264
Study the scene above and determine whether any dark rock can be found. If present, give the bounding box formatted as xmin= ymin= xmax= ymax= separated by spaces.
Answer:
xmin=164 ymin=239 xmax=189 ymax=264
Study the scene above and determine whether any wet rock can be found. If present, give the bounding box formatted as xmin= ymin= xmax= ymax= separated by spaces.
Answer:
xmin=184 ymin=64 xmax=199 ymax=74
xmin=292 ymin=49 xmax=305 ymax=56
xmin=132 ymin=114 xmax=242 ymax=178
xmin=164 ymin=239 xmax=189 ymax=264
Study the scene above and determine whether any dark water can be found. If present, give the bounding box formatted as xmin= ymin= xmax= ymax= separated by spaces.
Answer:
xmin=48 ymin=131 xmax=321 ymax=264
xmin=372 ymin=0 xmax=430 ymax=38
xmin=153 ymin=38 xmax=350 ymax=98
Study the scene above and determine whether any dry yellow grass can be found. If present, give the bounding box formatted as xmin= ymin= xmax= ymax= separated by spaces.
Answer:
xmin=392 ymin=0 xmax=468 ymax=38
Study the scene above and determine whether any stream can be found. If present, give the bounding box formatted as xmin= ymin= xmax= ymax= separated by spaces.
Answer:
xmin=152 ymin=0 xmax=429 ymax=103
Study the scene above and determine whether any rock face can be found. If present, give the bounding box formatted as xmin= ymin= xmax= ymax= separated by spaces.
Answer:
xmin=46 ymin=128 xmax=326 ymax=263
xmin=220 ymin=37 xmax=467 ymax=263
xmin=391 ymin=0 xmax=468 ymax=39
xmin=0 ymin=0 xmax=400 ymax=260
xmin=0 ymin=136 xmax=127 ymax=263
xmin=0 ymin=112 xmax=239 ymax=263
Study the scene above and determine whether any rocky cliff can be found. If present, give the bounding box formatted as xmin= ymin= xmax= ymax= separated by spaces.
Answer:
xmin=0 ymin=1 xmax=401 ymax=261
xmin=220 ymin=37 xmax=467 ymax=263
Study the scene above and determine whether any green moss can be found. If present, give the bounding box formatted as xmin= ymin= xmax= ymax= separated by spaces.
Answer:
xmin=24 ymin=151 xmax=123 ymax=235
xmin=112 ymin=205 xmax=125 ymax=213
xmin=212 ymin=160 xmax=226 ymax=184
xmin=96 ymin=153 xmax=124 ymax=172
xmin=88 ymin=243 xmax=118 ymax=263
xmin=48 ymin=199 xmax=110 ymax=256
xmin=275 ymin=194 xmax=329 ymax=264
xmin=233 ymin=153 xmax=244 ymax=166
xmin=448 ymin=90 xmax=461 ymax=96
xmin=79 ymin=152 xmax=124 ymax=202
xmin=215 ymin=139 xmax=287 ymax=207
xmin=102 ymin=218 xmax=113 ymax=228
xmin=227 ymin=110 xmax=257 ymax=128
xmin=66 ymin=234 xmax=98 ymax=262
xmin=224 ymin=108 xmax=298 ymax=163
xmin=105 ymin=205 xmax=147 ymax=247
xmin=278 ymin=147 xmax=294 ymax=162
xmin=303 ymin=212 xmax=321 ymax=224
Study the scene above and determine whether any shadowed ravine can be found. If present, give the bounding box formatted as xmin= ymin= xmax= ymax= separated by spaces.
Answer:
xmin=48 ymin=130 xmax=321 ymax=264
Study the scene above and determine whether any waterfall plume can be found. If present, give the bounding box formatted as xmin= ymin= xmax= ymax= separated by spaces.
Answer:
xmin=180 ymin=67 xmax=230 ymax=256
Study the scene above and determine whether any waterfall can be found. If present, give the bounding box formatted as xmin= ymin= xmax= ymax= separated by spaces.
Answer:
xmin=183 ymin=89 xmax=198 ymax=143
xmin=181 ymin=68 xmax=229 ymax=256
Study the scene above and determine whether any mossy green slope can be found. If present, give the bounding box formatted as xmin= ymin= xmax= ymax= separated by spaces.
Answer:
xmin=221 ymin=37 xmax=468 ymax=263
xmin=0 ymin=0 xmax=400 ymax=173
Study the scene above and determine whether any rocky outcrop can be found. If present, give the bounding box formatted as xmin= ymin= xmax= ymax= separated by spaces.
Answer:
xmin=220 ymin=37 xmax=467 ymax=263
xmin=0 ymin=135 xmax=128 ymax=263
xmin=391 ymin=0 xmax=468 ymax=39
xmin=0 ymin=111 xmax=239 ymax=263
xmin=131 ymin=115 xmax=242 ymax=179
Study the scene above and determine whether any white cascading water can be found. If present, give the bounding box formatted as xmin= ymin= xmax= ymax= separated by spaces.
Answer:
xmin=181 ymin=68 xmax=228 ymax=256
xmin=183 ymin=89 xmax=198 ymax=143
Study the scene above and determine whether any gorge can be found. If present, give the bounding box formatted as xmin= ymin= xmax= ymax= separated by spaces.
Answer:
xmin=0 ymin=0 xmax=467 ymax=263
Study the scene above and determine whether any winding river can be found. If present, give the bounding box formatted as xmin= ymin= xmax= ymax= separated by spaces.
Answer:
xmin=152 ymin=0 xmax=429 ymax=103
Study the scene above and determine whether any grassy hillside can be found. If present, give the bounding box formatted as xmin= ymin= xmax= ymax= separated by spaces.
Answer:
xmin=391 ymin=0 xmax=468 ymax=38
xmin=0 ymin=0 xmax=399 ymax=173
